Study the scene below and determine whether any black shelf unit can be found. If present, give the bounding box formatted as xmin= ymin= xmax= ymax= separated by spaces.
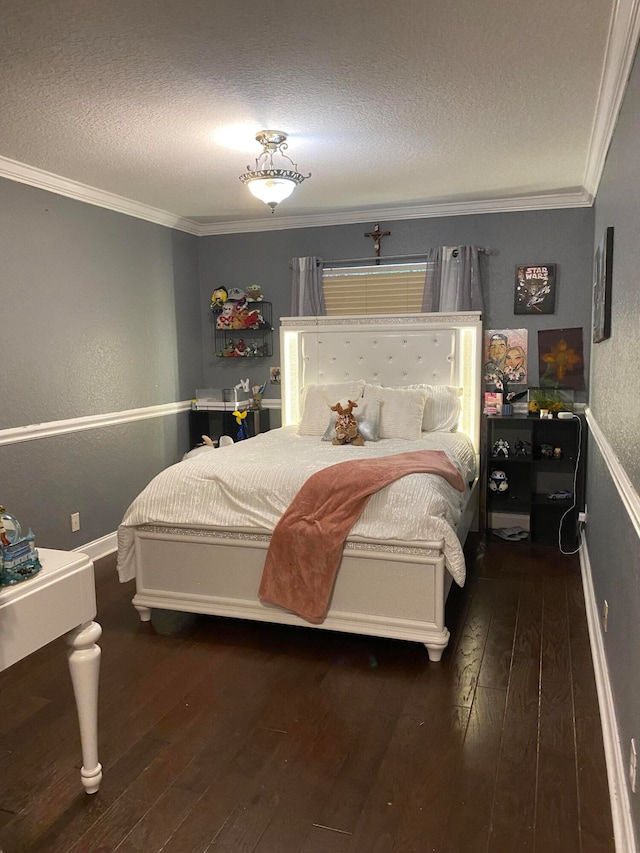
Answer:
xmin=483 ymin=414 xmax=586 ymax=548
xmin=211 ymin=301 xmax=273 ymax=358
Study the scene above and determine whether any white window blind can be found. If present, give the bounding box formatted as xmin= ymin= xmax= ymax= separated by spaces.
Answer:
xmin=322 ymin=263 xmax=427 ymax=315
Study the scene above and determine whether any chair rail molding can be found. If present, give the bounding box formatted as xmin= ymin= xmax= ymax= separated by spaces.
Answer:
xmin=585 ymin=406 xmax=640 ymax=538
xmin=0 ymin=401 xmax=192 ymax=447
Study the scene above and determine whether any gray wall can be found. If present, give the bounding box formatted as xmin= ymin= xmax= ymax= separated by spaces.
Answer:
xmin=0 ymin=178 xmax=202 ymax=549
xmin=0 ymin=143 xmax=597 ymax=559
xmin=587 ymin=44 xmax=640 ymax=844
xmin=199 ymin=207 xmax=595 ymax=411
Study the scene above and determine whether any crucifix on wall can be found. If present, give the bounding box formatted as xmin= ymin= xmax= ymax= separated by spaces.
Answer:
xmin=364 ymin=223 xmax=390 ymax=264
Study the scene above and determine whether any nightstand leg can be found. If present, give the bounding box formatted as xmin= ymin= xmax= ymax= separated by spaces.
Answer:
xmin=65 ymin=620 xmax=103 ymax=794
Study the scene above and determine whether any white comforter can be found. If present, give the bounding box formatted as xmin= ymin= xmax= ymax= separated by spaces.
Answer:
xmin=117 ymin=426 xmax=477 ymax=585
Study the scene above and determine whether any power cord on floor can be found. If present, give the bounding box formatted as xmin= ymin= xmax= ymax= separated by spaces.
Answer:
xmin=558 ymin=414 xmax=583 ymax=555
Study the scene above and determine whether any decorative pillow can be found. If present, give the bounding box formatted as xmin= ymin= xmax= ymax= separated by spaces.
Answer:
xmin=406 ymin=384 xmax=461 ymax=431
xmin=321 ymin=397 xmax=381 ymax=442
xmin=298 ymin=380 xmax=366 ymax=435
xmin=362 ymin=385 xmax=428 ymax=440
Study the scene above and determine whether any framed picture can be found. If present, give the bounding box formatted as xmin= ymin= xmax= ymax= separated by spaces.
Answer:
xmin=514 ymin=264 xmax=556 ymax=314
xmin=593 ymin=227 xmax=614 ymax=343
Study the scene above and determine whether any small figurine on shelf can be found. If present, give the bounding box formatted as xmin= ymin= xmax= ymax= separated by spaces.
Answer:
xmin=539 ymin=443 xmax=554 ymax=458
xmin=489 ymin=470 xmax=509 ymax=494
xmin=514 ymin=439 xmax=531 ymax=457
xmin=492 ymin=439 xmax=510 ymax=458
xmin=250 ymin=381 xmax=266 ymax=410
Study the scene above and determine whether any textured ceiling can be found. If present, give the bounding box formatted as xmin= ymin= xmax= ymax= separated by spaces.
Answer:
xmin=0 ymin=0 xmax=632 ymax=232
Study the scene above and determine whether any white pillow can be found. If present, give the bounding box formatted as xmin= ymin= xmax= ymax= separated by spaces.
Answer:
xmin=407 ymin=384 xmax=461 ymax=431
xmin=363 ymin=385 xmax=428 ymax=440
xmin=321 ymin=397 xmax=381 ymax=442
xmin=298 ymin=381 xmax=366 ymax=435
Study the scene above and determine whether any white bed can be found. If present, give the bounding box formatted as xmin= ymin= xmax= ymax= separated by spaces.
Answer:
xmin=117 ymin=312 xmax=482 ymax=660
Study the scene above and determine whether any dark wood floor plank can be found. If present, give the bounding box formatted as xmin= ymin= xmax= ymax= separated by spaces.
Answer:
xmin=247 ymin=662 xmax=386 ymax=852
xmin=311 ymin=667 xmax=415 ymax=835
xmin=477 ymin=573 xmax=521 ymax=691
xmin=488 ymin=564 xmax=543 ymax=853
xmin=440 ymin=685 xmax=507 ymax=853
xmin=160 ymin=726 xmax=287 ymax=853
xmin=298 ymin=824 xmax=353 ymax=853
xmin=535 ymin=570 xmax=580 ymax=852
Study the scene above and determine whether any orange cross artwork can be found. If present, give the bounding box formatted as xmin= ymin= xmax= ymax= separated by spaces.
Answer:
xmin=540 ymin=337 xmax=582 ymax=382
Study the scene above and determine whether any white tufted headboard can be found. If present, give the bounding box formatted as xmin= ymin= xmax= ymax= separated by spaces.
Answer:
xmin=280 ymin=312 xmax=483 ymax=451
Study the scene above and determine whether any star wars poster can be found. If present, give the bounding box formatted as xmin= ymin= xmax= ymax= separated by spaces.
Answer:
xmin=514 ymin=264 xmax=556 ymax=314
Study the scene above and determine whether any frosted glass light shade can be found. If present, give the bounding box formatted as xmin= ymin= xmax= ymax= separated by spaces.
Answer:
xmin=247 ymin=176 xmax=296 ymax=205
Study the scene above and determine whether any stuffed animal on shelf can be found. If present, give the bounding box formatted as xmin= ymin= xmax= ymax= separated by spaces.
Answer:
xmin=216 ymin=302 xmax=235 ymax=328
xmin=227 ymin=287 xmax=247 ymax=302
xmin=331 ymin=400 xmax=365 ymax=446
xmin=210 ymin=287 xmax=228 ymax=308
xmin=247 ymin=284 xmax=263 ymax=301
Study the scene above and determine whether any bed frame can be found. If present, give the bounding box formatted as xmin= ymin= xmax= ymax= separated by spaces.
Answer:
xmin=129 ymin=312 xmax=482 ymax=661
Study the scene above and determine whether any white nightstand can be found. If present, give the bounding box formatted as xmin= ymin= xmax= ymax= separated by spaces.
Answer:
xmin=0 ymin=548 xmax=102 ymax=793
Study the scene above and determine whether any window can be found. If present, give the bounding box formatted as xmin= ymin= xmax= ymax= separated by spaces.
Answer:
xmin=322 ymin=263 xmax=427 ymax=315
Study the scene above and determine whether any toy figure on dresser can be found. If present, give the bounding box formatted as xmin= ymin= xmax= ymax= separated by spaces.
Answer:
xmin=0 ymin=505 xmax=41 ymax=585
xmin=539 ymin=444 xmax=554 ymax=458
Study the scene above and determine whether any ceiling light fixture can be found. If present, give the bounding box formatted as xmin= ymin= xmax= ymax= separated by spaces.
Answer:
xmin=239 ymin=130 xmax=310 ymax=212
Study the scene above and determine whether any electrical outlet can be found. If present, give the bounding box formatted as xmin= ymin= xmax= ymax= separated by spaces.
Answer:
xmin=578 ymin=510 xmax=587 ymax=523
xmin=630 ymin=739 xmax=637 ymax=793
xmin=603 ymin=600 xmax=609 ymax=632
xmin=70 ymin=512 xmax=80 ymax=532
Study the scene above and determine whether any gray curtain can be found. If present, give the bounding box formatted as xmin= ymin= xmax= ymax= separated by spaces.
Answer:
xmin=291 ymin=257 xmax=326 ymax=316
xmin=421 ymin=246 xmax=484 ymax=313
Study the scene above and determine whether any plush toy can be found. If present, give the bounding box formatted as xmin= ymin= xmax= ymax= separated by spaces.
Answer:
xmin=227 ymin=287 xmax=247 ymax=302
xmin=331 ymin=400 xmax=365 ymax=446
xmin=216 ymin=302 xmax=235 ymax=328
xmin=247 ymin=284 xmax=263 ymax=301
xmin=211 ymin=287 xmax=228 ymax=308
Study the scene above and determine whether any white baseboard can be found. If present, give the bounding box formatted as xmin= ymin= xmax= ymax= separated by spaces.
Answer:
xmin=73 ymin=531 xmax=117 ymax=563
xmin=580 ymin=536 xmax=636 ymax=853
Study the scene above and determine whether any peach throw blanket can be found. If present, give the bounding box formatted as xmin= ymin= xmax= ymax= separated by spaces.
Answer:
xmin=258 ymin=449 xmax=465 ymax=623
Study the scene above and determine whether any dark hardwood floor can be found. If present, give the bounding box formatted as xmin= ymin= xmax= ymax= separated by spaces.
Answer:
xmin=0 ymin=536 xmax=615 ymax=852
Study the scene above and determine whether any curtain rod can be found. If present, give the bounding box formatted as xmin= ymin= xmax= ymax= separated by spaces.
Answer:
xmin=288 ymin=248 xmax=492 ymax=269
xmin=324 ymin=248 xmax=491 ymax=266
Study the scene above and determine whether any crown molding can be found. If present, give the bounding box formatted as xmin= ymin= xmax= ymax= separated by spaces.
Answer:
xmin=0 ymin=152 xmax=594 ymax=235
xmin=0 ymin=156 xmax=201 ymax=235
xmin=192 ymin=190 xmax=593 ymax=235
xmin=583 ymin=0 xmax=640 ymax=198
